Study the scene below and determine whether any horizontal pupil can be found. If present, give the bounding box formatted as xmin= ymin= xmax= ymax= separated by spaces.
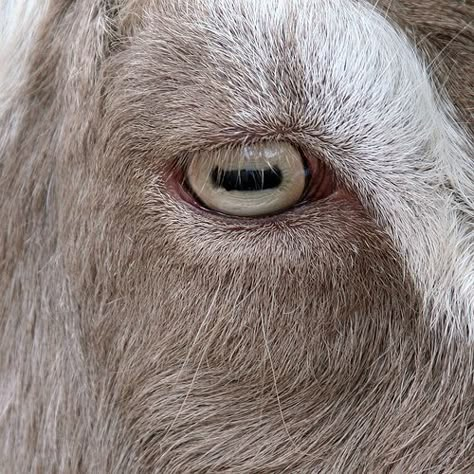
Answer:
xmin=211 ymin=167 xmax=283 ymax=192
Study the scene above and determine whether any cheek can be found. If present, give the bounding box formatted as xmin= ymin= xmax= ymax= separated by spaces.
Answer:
xmin=68 ymin=134 xmax=419 ymax=380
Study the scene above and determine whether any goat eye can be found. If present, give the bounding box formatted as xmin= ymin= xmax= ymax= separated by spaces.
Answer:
xmin=185 ymin=143 xmax=311 ymax=217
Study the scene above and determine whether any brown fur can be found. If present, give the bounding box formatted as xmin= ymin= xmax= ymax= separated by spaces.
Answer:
xmin=1 ymin=0 xmax=473 ymax=472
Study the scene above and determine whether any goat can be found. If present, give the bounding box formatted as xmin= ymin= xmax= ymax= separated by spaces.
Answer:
xmin=0 ymin=0 xmax=473 ymax=471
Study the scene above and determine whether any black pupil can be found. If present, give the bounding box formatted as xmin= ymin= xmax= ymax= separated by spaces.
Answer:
xmin=211 ymin=167 xmax=283 ymax=192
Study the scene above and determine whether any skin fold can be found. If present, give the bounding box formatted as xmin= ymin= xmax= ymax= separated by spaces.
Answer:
xmin=0 ymin=0 xmax=473 ymax=472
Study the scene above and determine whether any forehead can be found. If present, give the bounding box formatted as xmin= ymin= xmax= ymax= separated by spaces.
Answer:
xmin=112 ymin=0 xmax=472 ymax=131
xmin=105 ymin=0 xmax=433 ymax=153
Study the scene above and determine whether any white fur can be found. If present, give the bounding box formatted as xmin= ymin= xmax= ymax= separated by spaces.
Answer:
xmin=0 ymin=0 xmax=51 ymax=112
xmin=279 ymin=0 xmax=472 ymax=338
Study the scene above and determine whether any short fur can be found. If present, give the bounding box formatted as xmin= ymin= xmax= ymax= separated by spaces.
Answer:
xmin=0 ymin=0 xmax=473 ymax=472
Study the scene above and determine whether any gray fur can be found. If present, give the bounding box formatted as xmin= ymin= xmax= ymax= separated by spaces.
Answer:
xmin=0 ymin=0 xmax=473 ymax=472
